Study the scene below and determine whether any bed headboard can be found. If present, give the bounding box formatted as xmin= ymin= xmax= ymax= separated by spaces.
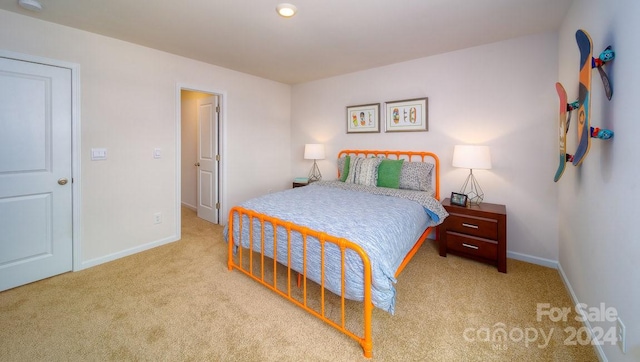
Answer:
xmin=337 ymin=149 xmax=440 ymax=200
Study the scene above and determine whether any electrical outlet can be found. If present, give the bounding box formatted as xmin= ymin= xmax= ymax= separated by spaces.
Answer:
xmin=617 ymin=317 xmax=626 ymax=353
xmin=153 ymin=212 xmax=162 ymax=224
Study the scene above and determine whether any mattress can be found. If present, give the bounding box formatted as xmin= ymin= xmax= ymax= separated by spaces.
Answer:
xmin=226 ymin=181 xmax=448 ymax=314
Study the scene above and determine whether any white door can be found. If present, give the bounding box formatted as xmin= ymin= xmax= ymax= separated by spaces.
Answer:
xmin=196 ymin=96 xmax=219 ymax=224
xmin=0 ymin=57 xmax=72 ymax=291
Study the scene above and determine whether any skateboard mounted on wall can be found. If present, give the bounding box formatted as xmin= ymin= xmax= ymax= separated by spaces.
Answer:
xmin=554 ymin=82 xmax=578 ymax=182
xmin=572 ymin=29 xmax=595 ymax=167
xmin=554 ymin=29 xmax=615 ymax=182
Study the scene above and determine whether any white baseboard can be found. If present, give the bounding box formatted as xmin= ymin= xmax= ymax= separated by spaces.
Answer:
xmin=79 ymin=234 xmax=179 ymax=270
xmin=507 ymin=250 xmax=558 ymax=269
xmin=181 ymin=202 xmax=196 ymax=211
xmin=557 ymin=263 xmax=607 ymax=362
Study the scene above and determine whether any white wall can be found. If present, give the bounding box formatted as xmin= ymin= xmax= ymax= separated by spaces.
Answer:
xmin=558 ymin=0 xmax=640 ymax=360
xmin=0 ymin=10 xmax=291 ymax=267
xmin=292 ymin=33 xmax=560 ymax=263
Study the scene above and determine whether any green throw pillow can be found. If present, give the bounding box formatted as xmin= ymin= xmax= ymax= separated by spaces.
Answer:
xmin=340 ymin=155 xmax=351 ymax=182
xmin=377 ymin=159 xmax=404 ymax=188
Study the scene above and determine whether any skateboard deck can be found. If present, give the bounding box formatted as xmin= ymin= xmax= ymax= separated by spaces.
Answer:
xmin=554 ymin=82 xmax=576 ymax=182
xmin=573 ymin=29 xmax=593 ymax=166
xmin=554 ymin=82 xmax=569 ymax=182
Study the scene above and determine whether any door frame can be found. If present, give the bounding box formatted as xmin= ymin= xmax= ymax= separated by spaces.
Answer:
xmin=176 ymin=84 xmax=226 ymax=228
xmin=0 ymin=50 xmax=82 ymax=271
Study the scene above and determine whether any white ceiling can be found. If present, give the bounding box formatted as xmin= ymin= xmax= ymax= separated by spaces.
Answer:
xmin=0 ymin=0 xmax=572 ymax=84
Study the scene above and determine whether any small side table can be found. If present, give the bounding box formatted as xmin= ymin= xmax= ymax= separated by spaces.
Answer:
xmin=439 ymin=198 xmax=507 ymax=273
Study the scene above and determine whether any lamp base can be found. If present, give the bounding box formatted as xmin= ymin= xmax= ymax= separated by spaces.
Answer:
xmin=460 ymin=170 xmax=484 ymax=205
xmin=308 ymin=160 xmax=322 ymax=182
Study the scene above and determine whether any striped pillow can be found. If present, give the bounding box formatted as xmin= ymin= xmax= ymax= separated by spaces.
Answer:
xmin=345 ymin=157 xmax=382 ymax=186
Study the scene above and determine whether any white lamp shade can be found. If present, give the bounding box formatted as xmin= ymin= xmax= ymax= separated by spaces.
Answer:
xmin=452 ymin=145 xmax=492 ymax=170
xmin=304 ymin=144 xmax=325 ymax=160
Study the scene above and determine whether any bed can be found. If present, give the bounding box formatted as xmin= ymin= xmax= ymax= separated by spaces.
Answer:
xmin=226 ymin=150 xmax=447 ymax=357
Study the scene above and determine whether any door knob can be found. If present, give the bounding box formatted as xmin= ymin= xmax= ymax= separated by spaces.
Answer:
xmin=194 ymin=162 xmax=200 ymax=167
xmin=58 ymin=178 xmax=68 ymax=185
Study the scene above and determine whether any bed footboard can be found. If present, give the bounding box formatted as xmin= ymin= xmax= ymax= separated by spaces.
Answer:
xmin=227 ymin=206 xmax=374 ymax=358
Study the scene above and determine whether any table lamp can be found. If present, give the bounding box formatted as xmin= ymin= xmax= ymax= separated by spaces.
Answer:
xmin=304 ymin=144 xmax=325 ymax=181
xmin=452 ymin=145 xmax=492 ymax=205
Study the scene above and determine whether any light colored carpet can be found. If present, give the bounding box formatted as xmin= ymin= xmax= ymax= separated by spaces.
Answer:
xmin=0 ymin=208 xmax=598 ymax=361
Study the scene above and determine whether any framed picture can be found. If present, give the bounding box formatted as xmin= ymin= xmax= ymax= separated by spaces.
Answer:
xmin=450 ymin=192 xmax=468 ymax=207
xmin=384 ymin=97 xmax=428 ymax=132
xmin=346 ymin=103 xmax=380 ymax=133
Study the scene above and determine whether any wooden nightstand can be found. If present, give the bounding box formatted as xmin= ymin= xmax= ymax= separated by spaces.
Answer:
xmin=439 ymin=198 xmax=507 ymax=273
xmin=292 ymin=181 xmax=309 ymax=188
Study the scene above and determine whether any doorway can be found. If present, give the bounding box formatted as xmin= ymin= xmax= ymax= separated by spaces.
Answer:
xmin=180 ymin=89 xmax=221 ymax=224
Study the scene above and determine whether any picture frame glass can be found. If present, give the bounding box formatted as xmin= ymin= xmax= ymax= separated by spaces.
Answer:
xmin=385 ymin=97 xmax=428 ymax=132
xmin=450 ymin=192 xmax=468 ymax=206
xmin=346 ymin=103 xmax=380 ymax=133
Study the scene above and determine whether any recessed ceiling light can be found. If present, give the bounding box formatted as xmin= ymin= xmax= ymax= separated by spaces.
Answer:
xmin=276 ymin=3 xmax=297 ymax=18
xmin=18 ymin=0 xmax=43 ymax=12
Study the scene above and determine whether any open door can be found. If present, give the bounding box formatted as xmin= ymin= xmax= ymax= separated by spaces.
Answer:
xmin=196 ymin=96 xmax=219 ymax=224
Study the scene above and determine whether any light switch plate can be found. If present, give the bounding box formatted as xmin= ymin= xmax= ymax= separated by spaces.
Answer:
xmin=91 ymin=148 xmax=107 ymax=160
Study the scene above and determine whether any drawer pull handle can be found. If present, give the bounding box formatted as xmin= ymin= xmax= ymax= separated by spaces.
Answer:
xmin=462 ymin=243 xmax=479 ymax=250
xmin=462 ymin=223 xmax=479 ymax=229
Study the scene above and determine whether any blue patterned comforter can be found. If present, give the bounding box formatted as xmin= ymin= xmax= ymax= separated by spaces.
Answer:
xmin=227 ymin=181 xmax=448 ymax=314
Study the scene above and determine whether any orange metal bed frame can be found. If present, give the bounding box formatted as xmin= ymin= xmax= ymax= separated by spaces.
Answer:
xmin=227 ymin=150 xmax=440 ymax=358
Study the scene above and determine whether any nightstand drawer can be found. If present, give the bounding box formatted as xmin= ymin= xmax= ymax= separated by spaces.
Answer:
xmin=446 ymin=231 xmax=497 ymax=260
xmin=445 ymin=214 xmax=498 ymax=240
